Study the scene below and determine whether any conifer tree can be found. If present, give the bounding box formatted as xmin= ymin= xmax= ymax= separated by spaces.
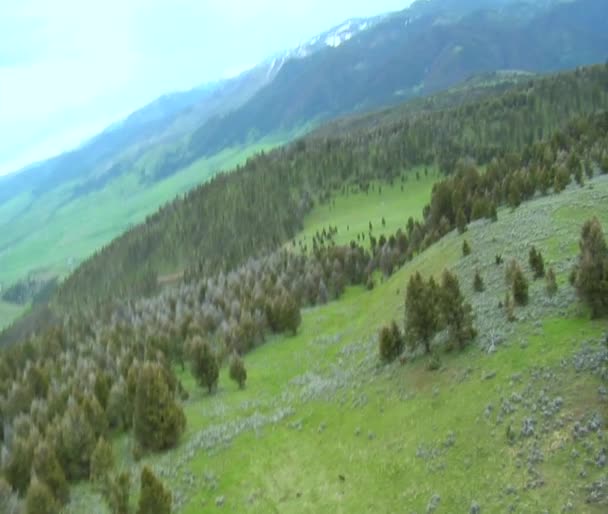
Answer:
xmin=462 ymin=240 xmax=471 ymax=256
xmin=440 ymin=270 xmax=477 ymax=350
xmin=456 ymin=208 xmax=467 ymax=234
xmin=4 ymin=434 xmax=35 ymax=495
xmin=378 ymin=321 xmax=404 ymax=362
xmin=0 ymin=478 xmax=20 ymax=514
xmin=54 ymin=400 xmax=96 ymax=480
xmin=546 ymin=267 xmax=558 ymax=296
xmin=90 ymin=437 xmax=115 ymax=485
xmin=282 ymin=292 xmax=302 ymax=335
xmin=405 ymin=273 xmax=440 ymax=354
xmin=512 ymin=264 xmax=529 ymax=306
xmin=573 ymin=217 xmax=608 ymax=317
xmin=229 ymin=354 xmax=247 ymax=389
xmin=32 ymin=441 xmax=69 ymax=505
xmin=190 ymin=338 xmax=219 ymax=394
xmin=134 ymin=362 xmax=186 ymax=452
xmin=528 ymin=246 xmax=545 ymax=279
xmin=473 ymin=270 xmax=485 ymax=292
xmin=105 ymin=472 xmax=130 ymax=514
xmin=137 ymin=467 xmax=172 ymax=514
xmin=25 ymin=478 xmax=57 ymax=514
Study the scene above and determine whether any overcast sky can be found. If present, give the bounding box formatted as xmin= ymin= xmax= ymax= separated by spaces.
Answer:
xmin=0 ymin=0 xmax=412 ymax=176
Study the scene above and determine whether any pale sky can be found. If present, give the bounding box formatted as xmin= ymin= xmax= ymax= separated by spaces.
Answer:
xmin=0 ymin=0 xmax=412 ymax=176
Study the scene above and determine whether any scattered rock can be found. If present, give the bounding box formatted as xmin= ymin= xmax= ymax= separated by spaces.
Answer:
xmin=596 ymin=448 xmax=607 ymax=468
xmin=215 ymin=495 xmax=225 ymax=507
xmin=521 ymin=417 xmax=535 ymax=438
xmin=426 ymin=493 xmax=441 ymax=513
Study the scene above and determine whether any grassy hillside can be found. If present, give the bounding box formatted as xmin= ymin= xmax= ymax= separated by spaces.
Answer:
xmin=0 ymin=137 xmax=287 ymax=329
xmin=294 ymin=168 xmax=438 ymax=249
xmin=63 ymin=173 xmax=608 ymax=514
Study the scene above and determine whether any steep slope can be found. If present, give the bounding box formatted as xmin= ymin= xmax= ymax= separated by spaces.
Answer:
xmin=187 ymin=0 xmax=608 ymax=159
xmin=42 ymin=64 xmax=607 ymax=323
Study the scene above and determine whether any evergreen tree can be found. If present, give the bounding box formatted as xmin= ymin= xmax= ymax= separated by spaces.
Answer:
xmin=456 ymin=208 xmax=467 ymax=234
xmin=25 ymin=478 xmax=58 ymax=514
xmin=82 ymin=393 xmax=108 ymax=439
xmin=94 ymin=371 xmax=111 ymax=410
xmin=546 ymin=267 xmax=558 ymax=296
xmin=190 ymin=338 xmax=219 ymax=394
xmin=0 ymin=478 xmax=20 ymax=514
xmin=137 ymin=467 xmax=172 ymax=514
xmin=54 ymin=400 xmax=96 ymax=480
xmin=134 ymin=362 xmax=186 ymax=452
xmin=462 ymin=240 xmax=471 ymax=256
xmin=440 ymin=270 xmax=477 ymax=350
xmin=512 ymin=263 xmax=529 ymax=306
xmin=229 ymin=354 xmax=247 ymax=389
xmin=3 ymin=434 xmax=35 ymax=495
xmin=105 ymin=472 xmax=130 ymax=514
xmin=528 ymin=246 xmax=545 ymax=279
xmin=378 ymin=321 xmax=404 ymax=362
xmin=90 ymin=437 xmax=115 ymax=485
xmin=282 ymin=292 xmax=302 ymax=335
xmin=405 ymin=273 xmax=440 ymax=354
xmin=473 ymin=270 xmax=485 ymax=292
xmin=573 ymin=217 xmax=608 ymax=317
xmin=32 ymin=441 xmax=69 ymax=505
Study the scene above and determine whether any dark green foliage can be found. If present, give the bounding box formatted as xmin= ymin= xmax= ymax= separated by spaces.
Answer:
xmin=462 ymin=240 xmax=471 ymax=256
xmin=504 ymin=292 xmax=516 ymax=322
xmin=0 ymin=478 xmax=20 ymax=514
xmin=32 ymin=441 xmax=69 ymax=505
xmin=133 ymin=362 xmax=185 ymax=452
xmin=378 ymin=321 xmax=404 ymax=362
xmin=190 ymin=338 xmax=219 ymax=394
xmin=553 ymin=166 xmax=570 ymax=193
xmin=137 ymin=467 xmax=171 ymax=514
xmin=229 ymin=354 xmax=247 ymax=389
xmin=512 ymin=264 xmax=529 ymax=306
xmin=473 ymin=270 xmax=485 ymax=292
xmin=3 ymin=434 xmax=34 ymax=495
xmin=25 ymin=478 xmax=58 ymax=514
xmin=573 ymin=217 xmax=608 ymax=318
xmin=440 ymin=270 xmax=477 ymax=350
xmin=82 ymin=393 xmax=108 ymax=439
xmin=405 ymin=273 xmax=440 ymax=354
xmin=53 ymin=400 xmax=96 ymax=480
xmin=456 ymin=208 xmax=467 ymax=234
xmin=267 ymin=291 xmax=302 ymax=335
xmin=528 ymin=246 xmax=545 ymax=279
xmin=90 ymin=437 xmax=115 ymax=485
xmin=104 ymin=472 xmax=130 ymax=514
xmin=546 ymin=267 xmax=558 ymax=296
xmin=94 ymin=371 xmax=111 ymax=410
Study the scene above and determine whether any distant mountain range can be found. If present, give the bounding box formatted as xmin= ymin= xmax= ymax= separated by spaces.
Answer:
xmin=2 ymin=0 xmax=606 ymax=201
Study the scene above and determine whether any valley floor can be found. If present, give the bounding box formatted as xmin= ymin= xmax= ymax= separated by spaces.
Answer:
xmin=65 ymin=176 xmax=608 ymax=513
